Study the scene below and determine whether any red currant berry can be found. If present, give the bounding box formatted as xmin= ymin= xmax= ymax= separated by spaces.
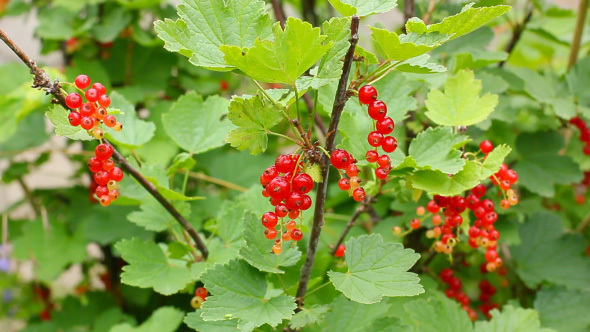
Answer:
xmin=267 ymin=177 xmax=290 ymax=199
xmin=275 ymin=204 xmax=289 ymax=218
xmin=99 ymin=195 xmax=111 ymax=207
xmin=286 ymin=192 xmax=304 ymax=210
xmin=381 ymin=136 xmax=398 ymax=153
xmin=377 ymin=154 xmax=390 ymax=167
xmin=109 ymin=167 xmax=124 ymax=182
xmin=334 ymin=244 xmax=346 ymax=257
xmin=104 ymin=115 xmax=117 ymax=127
xmin=269 ymin=196 xmax=282 ymax=206
xmin=80 ymin=102 xmax=96 ymax=117
xmin=264 ymin=228 xmax=277 ymax=240
xmin=427 ymin=200 xmax=440 ymax=213
xmin=410 ymin=218 xmax=421 ymax=229
xmin=489 ymin=229 xmax=500 ymax=241
xmin=338 ymin=178 xmax=351 ymax=190
xmin=358 ymin=85 xmax=377 ymax=105
xmin=95 ymin=186 xmax=108 ymax=197
xmin=345 ymin=164 xmax=359 ymax=177
xmin=330 ymin=149 xmax=353 ymax=169
xmin=108 ymin=189 xmax=119 ymax=201
xmin=300 ymin=195 xmax=312 ymax=210
xmin=366 ymin=150 xmax=378 ymax=163
xmin=439 ymin=268 xmax=454 ymax=283
xmin=85 ymin=88 xmax=99 ymax=103
xmin=376 ymin=117 xmax=394 ymax=135
xmin=80 ymin=117 xmax=95 ymax=130
xmin=98 ymin=95 xmax=111 ymax=108
xmin=375 ymin=167 xmax=389 ymax=180
xmin=503 ymin=169 xmax=518 ymax=184
xmin=466 ymin=194 xmax=480 ymax=210
xmin=449 ymin=277 xmax=462 ymax=290
xmin=468 ymin=226 xmax=480 ymax=238
xmin=75 ymin=75 xmax=91 ymax=89
xmin=481 ymin=199 xmax=494 ymax=211
xmin=91 ymin=82 xmax=107 ymax=96
xmin=195 ymin=287 xmax=208 ymax=299
xmin=261 ymin=187 xmax=270 ymax=197
xmin=368 ymin=100 xmax=387 ymax=120
xmin=66 ymin=93 xmax=83 ymax=109
xmin=292 ymin=173 xmax=313 ymax=194
xmin=500 ymin=180 xmax=512 ymax=190
xmin=275 ymin=154 xmax=295 ymax=173
xmin=472 ymin=184 xmax=486 ymax=197
xmin=352 ymin=188 xmax=365 ymax=202
xmin=291 ymin=229 xmax=303 ymax=241
xmin=288 ymin=209 xmax=300 ymax=219
xmin=68 ymin=111 xmax=81 ymax=126
xmin=480 ymin=140 xmax=493 ymax=154
xmin=94 ymin=171 xmax=109 ymax=186
xmin=485 ymin=249 xmax=498 ymax=262
xmin=367 ymin=131 xmax=384 ymax=147
xmin=262 ymin=212 xmax=278 ymax=228
xmin=87 ymin=157 xmax=103 ymax=172
xmin=95 ymin=144 xmax=114 ymax=160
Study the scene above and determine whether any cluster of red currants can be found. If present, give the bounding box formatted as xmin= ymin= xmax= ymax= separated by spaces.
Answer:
xmin=569 ymin=116 xmax=590 ymax=155
xmin=330 ymin=149 xmax=365 ymax=202
xmin=88 ymin=143 xmax=123 ymax=207
xmin=260 ymin=154 xmax=313 ymax=254
xmin=66 ymin=74 xmax=122 ymax=138
xmin=477 ymin=280 xmax=500 ymax=319
xmin=575 ymin=171 xmax=590 ymax=204
xmin=358 ymin=85 xmax=398 ymax=180
xmin=190 ymin=286 xmax=208 ymax=309
xmin=482 ymin=141 xmax=519 ymax=191
xmin=440 ymin=268 xmax=477 ymax=321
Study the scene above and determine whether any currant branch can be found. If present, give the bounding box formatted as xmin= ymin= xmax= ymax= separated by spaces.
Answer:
xmin=0 ymin=27 xmax=210 ymax=260
xmin=295 ymin=15 xmax=360 ymax=309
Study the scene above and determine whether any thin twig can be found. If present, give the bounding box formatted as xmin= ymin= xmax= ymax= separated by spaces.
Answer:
xmin=403 ymin=0 xmax=416 ymax=33
xmin=330 ymin=205 xmax=365 ymax=255
xmin=270 ymin=0 xmax=286 ymax=29
xmin=568 ymin=0 xmax=589 ymax=69
xmin=422 ymin=0 xmax=437 ymax=24
xmin=184 ymin=171 xmax=248 ymax=192
xmin=303 ymin=92 xmax=327 ymax=137
xmin=576 ymin=211 xmax=590 ymax=232
xmin=16 ymin=178 xmax=41 ymax=218
xmin=295 ymin=15 xmax=360 ymax=309
xmin=0 ymin=28 xmax=209 ymax=259
xmin=499 ymin=9 xmax=533 ymax=67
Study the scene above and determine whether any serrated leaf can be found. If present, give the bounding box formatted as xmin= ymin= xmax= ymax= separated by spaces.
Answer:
xmin=225 ymin=94 xmax=283 ymax=155
xmin=425 ymin=69 xmax=498 ymax=126
xmin=162 ymin=92 xmax=233 ymax=154
xmin=400 ymin=295 xmax=474 ymax=332
xmin=184 ymin=312 xmax=238 ymax=332
xmin=410 ymin=161 xmax=482 ymax=196
xmin=321 ymin=295 xmax=392 ymax=332
xmin=371 ymin=27 xmax=451 ymax=61
xmin=304 ymin=163 xmax=323 ymax=183
xmin=406 ymin=127 xmax=470 ymax=174
xmin=216 ymin=200 xmax=246 ymax=247
xmin=127 ymin=197 xmax=191 ymax=232
xmin=328 ymin=0 xmax=397 ymax=16
xmin=45 ymin=105 xmax=94 ymax=141
xmin=188 ymin=237 xmax=242 ymax=281
xmin=166 ymin=152 xmax=196 ymax=176
xmin=474 ymin=305 xmax=555 ymax=332
xmin=510 ymin=212 xmax=590 ymax=291
xmin=427 ymin=4 xmax=511 ymax=40
xmin=534 ymin=286 xmax=590 ymax=332
xmin=154 ymin=0 xmax=273 ymax=70
xmin=394 ymin=54 xmax=446 ymax=74
xmin=239 ymin=211 xmax=301 ymax=273
xmin=115 ymin=238 xmax=192 ymax=295
xmin=289 ymin=304 xmax=330 ymax=329
xmin=104 ymin=92 xmax=155 ymax=149
xmin=307 ymin=17 xmax=351 ymax=89
xmin=221 ymin=18 xmax=332 ymax=84
xmin=566 ymin=56 xmax=590 ymax=107
xmin=109 ymin=307 xmax=184 ymax=332
xmin=481 ymin=144 xmax=511 ymax=177
xmin=328 ymin=234 xmax=423 ymax=304
xmin=200 ymin=260 xmax=296 ymax=331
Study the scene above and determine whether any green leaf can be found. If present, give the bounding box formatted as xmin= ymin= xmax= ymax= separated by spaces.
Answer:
xmin=427 ymin=4 xmax=511 ymax=40
xmin=481 ymin=144 xmax=512 ymax=177
xmin=109 ymin=307 xmax=184 ymax=332
xmin=321 ymin=295 xmax=392 ymax=332
xmin=566 ymin=56 xmax=590 ymax=107
xmin=400 ymin=295 xmax=474 ymax=332
xmin=225 ymin=94 xmax=283 ymax=155
xmin=45 ymin=105 xmax=94 ymax=141
xmin=166 ymin=152 xmax=196 ymax=176
xmin=510 ymin=212 xmax=590 ymax=291
xmin=394 ymin=54 xmax=446 ymax=74
xmin=425 ymin=69 xmax=499 ymax=126
xmin=328 ymin=0 xmax=398 ymax=17
xmin=304 ymin=163 xmax=324 ymax=183
xmin=91 ymin=5 xmax=132 ymax=43
xmin=328 ymin=234 xmax=423 ymax=304
xmin=239 ymin=211 xmax=301 ymax=274
xmin=371 ymin=27 xmax=451 ymax=61
xmin=406 ymin=127 xmax=470 ymax=174
xmin=474 ymin=305 xmax=555 ymax=332
xmin=162 ymin=92 xmax=233 ymax=154
xmin=410 ymin=161 xmax=481 ymax=196
xmin=127 ymin=197 xmax=191 ymax=232
xmin=154 ymin=0 xmax=273 ymax=70
xmin=221 ymin=18 xmax=332 ymax=84
xmin=513 ymin=132 xmax=583 ymax=197
xmin=307 ymin=17 xmax=351 ymax=89
xmin=534 ymin=286 xmax=590 ymax=332
xmin=289 ymin=305 xmax=330 ymax=330
xmin=200 ymin=260 xmax=296 ymax=331
xmin=105 ymin=92 xmax=155 ymax=150
xmin=115 ymin=238 xmax=192 ymax=295
xmin=184 ymin=312 xmax=239 ymax=332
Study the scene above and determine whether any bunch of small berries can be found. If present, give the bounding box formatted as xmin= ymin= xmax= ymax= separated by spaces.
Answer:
xmin=358 ymin=85 xmax=398 ymax=180
xmin=88 ymin=143 xmax=123 ymax=206
xmin=478 ymin=280 xmax=500 ymax=319
xmin=330 ymin=149 xmax=366 ymax=202
xmin=66 ymin=75 xmax=122 ymax=138
xmin=191 ymin=287 xmax=208 ymax=309
xmin=440 ymin=268 xmax=477 ymax=321
xmin=260 ymin=154 xmax=313 ymax=254
xmin=427 ymin=194 xmax=467 ymax=255
xmin=569 ymin=117 xmax=590 ymax=155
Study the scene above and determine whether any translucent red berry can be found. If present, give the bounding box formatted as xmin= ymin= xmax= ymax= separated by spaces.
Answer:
xmin=291 ymin=229 xmax=303 ymax=241
xmin=334 ymin=244 xmax=345 ymax=257
xmin=338 ymin=178 xmax=351 ymax=190
xmin=376 ymin=117 xmax=394 ymax=134
xmin=66 ymin=93 xmax=83 ymax=109
xmin=300 ymin=195 xmax=312 ymax=210
xmin=92 ymin=82 xmax=107 ymax=96
xmin=262 ymin=212 xmax=278 ymax=228
xmin=367 ymin=131 xmax=384 ymax=147
xmin=366 ymin=150 xmax=378 ymax=163
xmin=382 ymin=136 xmax=398 ymax=153
xmin=95 ymin=143 xmax=114 ymax=160
xmin=275 ymin=204 xmax=289 ymax=217
xmin=275 ymin=154 xmax=295 ymax=173
xmin=367 ymin=100 xmax=387 ymax=120
xmin=104 ymin=115 xmax=117 ymax=127
xmin=410 ymin=218 xmax=421 ymax=229
xmin=439 ymin=268 xmax=454 ymax=283
xmin=330 ymin=149 xmax=353 ymax=169
xmin=109 ymin=167 xmax=124 ymax=182
xmin=267 ymin=176 xmax=290 ymax=199
xmin=358 ymin=85 xmax=377 ymax=104
xmin=195 ymin=287 xmax=208 ymax=299
xmin=75 ymin=75 xmax=91 ymax=89
xmin=95 ymin=186 xmax=108 ymax=198
xmin=80 ymin=117 xmax=95 ymax=130
xmin=292 ymin=173 xmax=313 ymax=194
xmin=352 ymin=188 xmax=365 ymax=202
xmin=94 ymin=171 xmax=109 ymax=186
xmin=472 ymin=184 xmax=486 ymax=197
xmin=375 ymin=167 xmax=388 ymax=180
xmin=98 ymin=95 xmax=111 ymax=108
xmin=345 ymin=164 xmax=359 ymax=177
xmin=286 ymin=192 xmax=304 ymax=210
xmin=87 ymin=157 xmax=103 ymax=172
xmin=479 ymin=140 xmax=493 ymax=154
xmin=68 ymin=111 xmax=81 ymax=126
xmin=377 ymin=154 xmax=390 ymax=167
xmin=85 ymin=88 xmax=99 ymax=103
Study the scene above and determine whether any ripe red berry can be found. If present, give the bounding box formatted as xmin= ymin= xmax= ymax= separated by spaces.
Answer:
xmin=300 ymin=195 xmax=312 ymax=210
xmin=261 ymin=187 xmax=270 ymax=197
xmin=375 ymin=167 xmax=389 ymax=180
xmin=286 ymin=192 xmax=304 ymax=210
xmin=95 ymin=186 xmax=108 ymax=198
xmin=98 ymin=95 xmax=111 ymax=108
xmin=410 ymin=218 xmax=421 ymax=229
xmin=366 ymin=150 xmax=378 ymax=163
xmin=377 ymin=154 xmax=390 ymax=167
xmin=367 ymin=131 xmax=384 ymax=147
xmin=195 ymin=287 xmax=208 ymax=299
xmin=330 ymin=149 xmax=353 ymax=169
xmin=104 ymin=115 xmax=117 ymax=127
xmin=109 ymin=167 xmax=124 ymax=182
xmin=288 ymin=209 xmax=300 ymax=219
xmin=334 ymin=244 xmax=346 ymax=257
xmin=68 ymin=111 xmax=81 ymax=126
xmin=338 ymin=178 xmax=351 ymax=190
xmin=503 ymin=169 xmax=518 ymax=184
xmin=80 ymin=102 xmax=96 ymax=117
xmin=291 ymin=229 xmax=303 ymax=241
xmin=449 ymin=277 xmax=462 ymax=290
xmin=275 ymin=154 xmax=296 ymax=173
xmin=485 ymin=249 xmax=498 ymax=262
xmin=427 ymin=200 xmax=440 ymax=213
xmin=376 ymin=117 xmax=394 ymax=134
xmin=87 ymin=157 xmax=103 ymax=172
xmin=85 ymin=88 xmax=99 ymax=103
xmin=439 ymin=268 xmax=454 ymax=283
xmin=358 ymin=85 xmax=377 ymax=105
xmin=479 ymin=140 xmax=493 ymax=154
xmin=262 ymin=212 xmax=278 ymax=228
xmin=264 ymin=228 xmax=277 ymax=239
xmin=352 ymin=188 xmax=365 ymax=202
xmin=95 ymin=144 xmax=114 ymax=160
xmin=292 ymin=173 xmax=313 ymax=193
xmin=66 ymin=93 xmax=83 ymax=109
xmin=345 ymin=164 xmax=359 ymax=177
xmin=472 ymin=184 xmax=486 ymax=197
xmin=267 ymin=177 xmax=290 ymax=199
xmin=468 ymin=226 xmax=480 ymax=238
xmin=80 ymin=117 xmax=95 ymax=130
xmin=75 ymin=75 xmax=91 ymax=89
xmin=481 ymin=199 xmax=494 ymax=211
xmin=367 ymin=100 xmax=387 ymax=120
xmin=275 ymin=204 xmax=288 ymax=217
xmin=108 ymin=189 xmax=119 ymax=201
xmin=91 ymin=82 xmax=107 ymax=96
xmin=94 ymin=171 xmax=109 ymax=186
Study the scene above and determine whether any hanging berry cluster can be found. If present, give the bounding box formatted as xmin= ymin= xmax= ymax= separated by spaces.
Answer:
xmin=260 ymin=154 xmax=313 ymax=255
xmin=330 ymin=149 xmax=365 ymax=202
xmin=569 ymin=116 xmax=590 ymax=155
xmin=440 ymin=268 xmax=477 ymax=320
xmin=574 ymin=171 xmax=590 ymax=204
xmin=477 ymin=279 xmax=500 ymax=319
xmin=66 ymin=75 xmax=124 ymax=207
xmin=190 ymin=286 xmax=208 ymax=309
xmin=358 ymin=85 xmax=398 ymax=180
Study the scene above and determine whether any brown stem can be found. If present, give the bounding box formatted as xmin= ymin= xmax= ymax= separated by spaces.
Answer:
xmin=0 ymin=27 xmax=209 ymax=259
xmin=292 ymin=119 xmax=313 ymax=149
xmin=271 ymin=0 xmax=286 ymax=29
xmin=499 ymin=9 xmax=533 ymax=67
xmin=403 ymin=0 xmax=416 ymax=33
xmin=330 ymin=205 xmax=365 ymax=255
xmin=302 ymin=0 xmax=317 ymax=26
xmin=568 ymin=0 xmax=589 ymax=69
xmin=422 ymin=0 xmax=437 ymax=24
xmin=16 ymin=177 xmax=41 ymax=218
xmin=295 ymin=15 xmax=360 ymax=309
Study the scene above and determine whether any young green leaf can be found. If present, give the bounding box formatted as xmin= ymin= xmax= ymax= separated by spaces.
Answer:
xmin=115 ymin=238 xmax=192 ymax=295
xmin=225 ymin=94 xmax=283 ymax=155
xmin=425 ymin=70 xmax=498 ymax=126
xmin=200 ymin=260 xmax=297 ymax=331
xmin=109 ymin=307 xmax=184 ymax=332
xmin=289 ymin=304 xmax=330 ymax=330
xmin=221 ymin=18 xmax=332 ymax=84
xmin=321 ymin=295 xmax=392 ymax=332
xmin=162 ymin=92 xmax=233 ymax=155
xmin=406 ymin=126 xmax=470 ymax=174
xmin=45 ymin=105 xmax=94 ymax=141
xmin=566 ymin=56 xmax=590 ymax=107
xmin=400 ymin=295 xmax=474 ymax=332
xmin=328 ymin=234 xmax=423 ymax=304
xmin=166 ymin=152 xmax=196 ymax=176
xmin=127 ymin=197 xmax=191 ymax=232
xmin=239 ymin=211 xmax=302 ymax=274
xmin=328 ymin=0 xmax=398 ymax=17
xmin=474 ymin=305 xmax=555 ymax=332
xmin=410 ymin=161 xmax=482 ymax=196
xmin=184 ymin=312 xmax=239 ymax=332
xmin=105 ymin=92 xmax=156 ymax=150
xmin=534 ymin=286 xmax=590 ymax=332
xmin=154 ymin=0 xmax=273 ymax=70
xmin=394 ymin=54 xmax=446 ymax=74
xmin=427 ymin=4 xmax=511 ymax=40
xmin=371 ymin=27 xmax=451 ymax=61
